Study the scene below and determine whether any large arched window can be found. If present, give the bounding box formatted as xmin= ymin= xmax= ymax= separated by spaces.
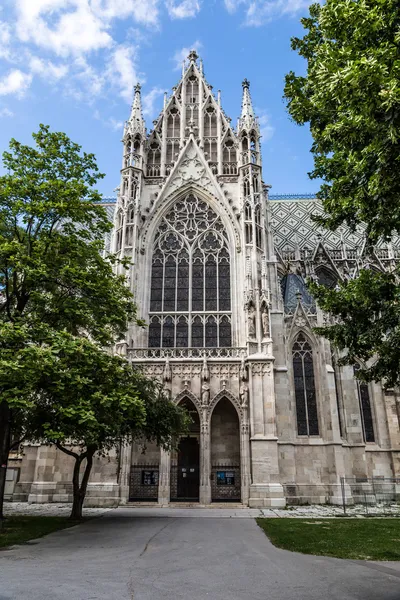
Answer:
xmin=148 ymin=194 xmax=232 ymax=348
xmin=354 ymin=364 xmax=375 ymax=442
xmin=292 ymin=333 xmax=319 ymax=436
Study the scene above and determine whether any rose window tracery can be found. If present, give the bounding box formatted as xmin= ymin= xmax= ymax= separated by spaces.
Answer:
xmin=149 ymin=194 xmax=232 ymax=348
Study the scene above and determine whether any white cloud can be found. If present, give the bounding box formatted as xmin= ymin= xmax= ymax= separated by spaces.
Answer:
xmin=94 ymin=109 xmax=124 ymax=130
xmin=0 ymin=107 xmax=14 ymax=118
xmin=29 ymin=56 xmax=69 ymax=81
xmin=67 ymin=56 xmax=104 ymax=101
xmin=106 ymin=45 xmax=141 ymax=103
xmin=224 ymin=0 xmax=315 ymax=25
xmin=15 ymin=0 xmax=113 ymax=57
xmin=166 ymin=0 xmax=201 ymax=19
xmin=257 ymin=111 xmax=274 ymax=141
xmin=143 ymin=87 xmax=164 ymax=118
xmin=0 ymin=69 xmax=32 ymax=97
xmin=0 ymin=20 xmax=11 ymax=59
xmin=172 ymin=40 xmax=202 ymax=70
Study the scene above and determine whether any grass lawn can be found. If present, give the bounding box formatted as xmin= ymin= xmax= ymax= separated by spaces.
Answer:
xmin=256 ymin=518 xmax=400 ymax=561
xmin=0 ymin=516 xmax=80 ymax=549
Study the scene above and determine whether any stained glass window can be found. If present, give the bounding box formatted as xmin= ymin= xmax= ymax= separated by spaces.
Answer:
xmin=354 ymin=365 xmax=375 ymax=442
xmin=292 ymin=333 xmax=319 ymax=436
xmin=149 ymin=194 xmax=231 ymax=348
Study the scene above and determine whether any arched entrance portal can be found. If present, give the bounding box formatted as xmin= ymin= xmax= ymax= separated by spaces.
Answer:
xmin=170 ymin=397 xmax=200 ymax=502
xmin=211 ymin=397 xmax=241 ymax=502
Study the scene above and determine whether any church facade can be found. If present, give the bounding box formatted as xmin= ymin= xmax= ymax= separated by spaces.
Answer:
xmin=7 ymin=51 xmax=400 ymax=507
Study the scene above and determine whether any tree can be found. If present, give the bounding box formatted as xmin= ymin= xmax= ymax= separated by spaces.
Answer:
xmin=0 ymin=125 xmax=136 ymax=519
xmin=284 ymin=0 xmax=400 ymax=386
xmin=30 ymin=333 xmax=188 ymax=520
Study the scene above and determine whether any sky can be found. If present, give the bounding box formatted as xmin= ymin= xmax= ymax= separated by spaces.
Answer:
xmin=0 ymin=0 xmax=320 ymax=197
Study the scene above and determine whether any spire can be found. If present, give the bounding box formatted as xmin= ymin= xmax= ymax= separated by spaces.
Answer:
xmin=241 ymin=79 xmax=255 ymax=119
xmin=238 ymin=78 xmax=258 ymax=133
xmin=127 ymin=83 xmax=146 ymax=136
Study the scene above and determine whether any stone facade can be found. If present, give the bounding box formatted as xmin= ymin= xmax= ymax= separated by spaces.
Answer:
xmin=8 ymin=51 xmax=400 ymax=507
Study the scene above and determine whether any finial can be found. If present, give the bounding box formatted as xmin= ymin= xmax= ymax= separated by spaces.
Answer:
xmin=199 ymin=58 xmax=203 ymax=74
xmin=188 ymin=49 xmax=199 ymax=63
xmin=134 ymin=82 xmax=141 ymax=94
xmin=163 ymin=91 xmax=167 ymax=109
xmin=217 ymin=90 xmax=221 ymax=107
xmin=242 ymin=78 xmax=250 ymax=89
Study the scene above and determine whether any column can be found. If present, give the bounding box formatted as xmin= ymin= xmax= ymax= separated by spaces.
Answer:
xmin=199 ymin=415 xmax=211 ymax=504
xmin=158 ymin=448 xmax=171 ymax=505
xmin=118 ymin=441 xmax=132 ymax=504
xmin=248 ymin=359 xmax=286 ymax=508
xmin=240 ymin=414 xmax=251 ymax=505
xmin=28 ymin=444 xmax=58 ymax=503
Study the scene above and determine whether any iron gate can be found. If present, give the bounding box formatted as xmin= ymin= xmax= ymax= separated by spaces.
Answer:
xmin=129 ymin=464 xmax=159 ymax=502
xmin=211 ymin=465 xmax=241 ymax=502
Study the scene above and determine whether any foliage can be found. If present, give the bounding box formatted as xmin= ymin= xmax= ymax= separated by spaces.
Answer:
xmin=257 ymin=518 xmax=400 ymax=561
xmin=284 ymin=0 xmax=400 ymax=385
xmin=27 ymin=332 xmax=188 ymax=519
xmin=0 ymin=125 xmax=136 ymax=518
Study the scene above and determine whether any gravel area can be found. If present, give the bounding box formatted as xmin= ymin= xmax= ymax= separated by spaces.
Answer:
xmin=260 ymin=504 xmax=400 ymax=518
xmin=4 ymin=501 xmax=400 ymax=519
xmin=4 ymin=501 xmax=112 ymax=518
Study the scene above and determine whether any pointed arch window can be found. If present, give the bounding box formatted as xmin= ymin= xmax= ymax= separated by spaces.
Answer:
xmin=292 ymin=333 xmax=319 ymax=436
xmin=149 ymin=194 xmax=232 ymax=348
xmin=354 ymin=364 xmax=375 ymax=442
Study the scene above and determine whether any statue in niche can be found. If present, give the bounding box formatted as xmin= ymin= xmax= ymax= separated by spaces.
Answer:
xmin=261 ymin=305 xmax=270 ymax=339
xmin=201 ymin=382 xmax=210 ymax=408
xmin=240 ymin=383 xmax=249 ymax=409
xmin=247 ymin=302 xmax=256 ymax=338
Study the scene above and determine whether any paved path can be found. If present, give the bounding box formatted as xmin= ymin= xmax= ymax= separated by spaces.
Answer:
xmin=1 ymin=507 xmax=400 ymax=600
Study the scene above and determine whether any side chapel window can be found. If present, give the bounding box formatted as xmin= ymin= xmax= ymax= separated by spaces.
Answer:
xmin=354 ymin=364 xmax=375 ymax=442
xmin=149 ymin=194 xmax=232 ymax=348
xmin=292 ymin=333 xmax=319 ymax=436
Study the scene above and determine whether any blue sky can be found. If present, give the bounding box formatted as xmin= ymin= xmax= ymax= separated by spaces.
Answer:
xmin=0 ymin=0 xmax=320 ymax=197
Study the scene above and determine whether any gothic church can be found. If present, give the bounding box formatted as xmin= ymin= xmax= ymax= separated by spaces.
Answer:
xmin=7 ymin=51 xmax=400 ymax=507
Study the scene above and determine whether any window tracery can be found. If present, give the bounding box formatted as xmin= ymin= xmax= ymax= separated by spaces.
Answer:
xmin=147 ymin=141 xmax=161 ymax=177
xmin=292 ymin=333 xmax=319 ymax=436
xmin=149 ymin=194 xmax=232 ymax=348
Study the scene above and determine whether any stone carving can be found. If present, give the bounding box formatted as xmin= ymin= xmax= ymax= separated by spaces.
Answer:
xmin=261 ymin=305 xmax=270 ymax=339
xmin=163 ymin=357 xmax=172 ymax=382
xmin=209 ymin=364 xmax=240 ymax=377
xmin=201 ymin=382 xmax=210 ymax=407
xmin=239 ymin=357 xmax=248 ymax=382
xmin=202 ymin=357 xmax=210 ymax=382
xmin=247 ymin=302 xmax=256 ymax=338
xmin=239 ymin=383 xmax=249 ymax=409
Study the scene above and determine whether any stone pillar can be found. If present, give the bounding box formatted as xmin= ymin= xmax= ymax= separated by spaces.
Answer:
xmin=200 ymin=416 xmax=211 ymax=504
xmin=28 ymin=444 xmax=58 ymax=503
xmin=240 ymin=417 xmax=251 ymax=505
xmin=248 ymin=359 xmax=286 ymax=508
xmin=158 ymin=448 xmax=171 ymax=506
xmin=118 ymin=442 xmax=132 ymax=505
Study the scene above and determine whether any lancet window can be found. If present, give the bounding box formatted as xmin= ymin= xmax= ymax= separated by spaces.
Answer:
xmin=354 ymin=364 xmax=375 ymax=443
xmin=292 ymin=333 xmax=319 ymax=436
xmin=149 ymin=194 xmax=232 ymax=348
xmin=147 ymin=141 xmax=161 ymax=177
xmin=222 ymin=138 xmax=237 ymax=175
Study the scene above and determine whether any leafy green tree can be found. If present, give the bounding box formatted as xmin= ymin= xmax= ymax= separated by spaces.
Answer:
xmin=284 ymin=0 xmax=400 ymax=386
xmin=30 ymin=333 xmax=188 ymax=520
xmin=0 ymin=125 xmax=135 ymax=519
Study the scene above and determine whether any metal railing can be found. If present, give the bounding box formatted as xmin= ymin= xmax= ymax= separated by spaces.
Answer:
xmin=282 ymin=478 xmax=400 ymax=515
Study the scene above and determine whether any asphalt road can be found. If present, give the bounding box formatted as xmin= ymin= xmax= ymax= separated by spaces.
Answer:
xmin=1 ymin=508 xmax=400 ymax=600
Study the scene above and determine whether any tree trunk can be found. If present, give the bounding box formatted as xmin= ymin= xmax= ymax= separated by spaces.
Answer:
xmin=0 ymin=401 xmax=11 ymax=523
xmin=69 ymin=447 xmax=95 ymax=520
